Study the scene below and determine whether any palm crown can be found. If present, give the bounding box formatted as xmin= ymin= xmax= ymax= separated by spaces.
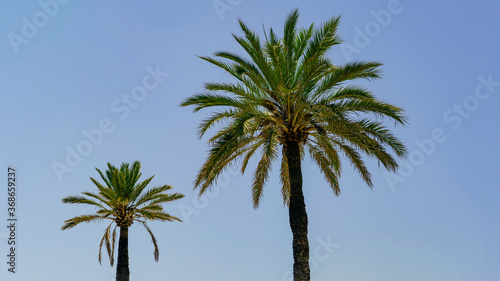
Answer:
xmin=182 ymin=9 xmax=408 ymax=208
xmin=62 ymin=161 xmax=184 ymax=265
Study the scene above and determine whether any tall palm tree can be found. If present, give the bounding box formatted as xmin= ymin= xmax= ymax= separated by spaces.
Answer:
xmin=181 ymin=9 xmax=408 ymax=281
xmin=61 ymin=161 xmax=184 ymax=281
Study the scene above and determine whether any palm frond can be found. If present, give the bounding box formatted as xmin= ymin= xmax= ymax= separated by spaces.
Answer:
xmin=280 ymin=149 xmax=291 ymax=206
xmin=61 ymin=195 xmax=104 ymax=208
xmin=98 ymin=222 xmax=115 ymax=265
xmin=137 ymin=220 xmax=160 ymax=262
xmin=62 ymin=214 xmax=108 ymax=230
xmin=252 ymin=127 xmax=279 ymax=208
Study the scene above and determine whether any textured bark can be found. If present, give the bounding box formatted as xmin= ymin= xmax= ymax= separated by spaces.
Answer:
xmin=285 ymin=141 xmax=310 ymax=281
xmin=116 ymin=227 xmax=130 ymax=281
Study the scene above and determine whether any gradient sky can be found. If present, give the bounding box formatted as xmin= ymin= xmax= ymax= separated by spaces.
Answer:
xmin=1 ymin=0 xmax=499 ymax=280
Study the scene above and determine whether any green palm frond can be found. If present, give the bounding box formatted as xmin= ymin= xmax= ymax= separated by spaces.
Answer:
xmin=303 ymin=13 xmax=342 ymax=63
xmin=62 ymin=195 xmax=104 ymax=208
xmin=279 ymin=150 xmax=291 ymax=206
xmin=61 ymin=214 xmax=108 ymax=230
xmin=252 ymin=127 xmax=279 ymax=208
xmin=136 ymin=210 xmax=182 ymax=222
xmin=307 ymin=143 xmax=341 ymax=195
xmin=130 ymin=175 xmax=155 ymax=203
xmin=142 ymin=193 xmax=185 ymax=207
xmin=135 ymin=185 xmax=174 ymax=207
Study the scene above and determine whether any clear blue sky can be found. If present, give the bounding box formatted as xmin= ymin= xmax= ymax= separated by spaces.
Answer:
xmin=1 ymin=0 xmax=499 ymax=280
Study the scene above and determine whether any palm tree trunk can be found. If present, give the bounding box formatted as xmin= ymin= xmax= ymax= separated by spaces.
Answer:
xmin=285 ymin=140 xmax=310 ymax=281
xmin=116 ymin=227 xmax=130 ymax=281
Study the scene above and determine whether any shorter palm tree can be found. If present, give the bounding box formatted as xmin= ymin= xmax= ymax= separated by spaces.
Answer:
xmin=62 ymin=161 xmax=184 ymax=281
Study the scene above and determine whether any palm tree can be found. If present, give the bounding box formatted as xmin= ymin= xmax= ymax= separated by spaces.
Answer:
xmin=181 ymin=9 xmax=408 ymax=281
xmin=61 ymin=161 xmax=184 ymax=281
